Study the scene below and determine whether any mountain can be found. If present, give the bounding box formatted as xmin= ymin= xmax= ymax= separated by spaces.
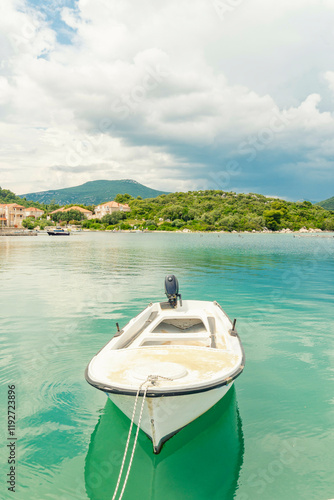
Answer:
xmin=22 ymin=179 xmax=169 ymax=205
xmin=317 ymin=196 xmax=334 ymax=211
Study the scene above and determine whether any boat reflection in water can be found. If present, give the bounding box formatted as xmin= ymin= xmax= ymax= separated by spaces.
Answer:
xmin=85 ymin=386 xmax=244 ymax=500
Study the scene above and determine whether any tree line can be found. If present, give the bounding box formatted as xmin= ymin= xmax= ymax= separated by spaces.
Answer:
xmin=2 ymin=186 xmax=334 ymax=232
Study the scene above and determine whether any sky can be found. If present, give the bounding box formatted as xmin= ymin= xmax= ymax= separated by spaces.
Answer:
xmin=1 ymin=0 xmax=334 ymax=201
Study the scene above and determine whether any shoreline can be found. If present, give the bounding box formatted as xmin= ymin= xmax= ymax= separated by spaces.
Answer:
xmin=83 ymin=227 xmax=333 ymax=235
xmin=72 ymin=229 xmax=334 ymax=236
xmin=1 ymin=228 xmax=333 ymax=237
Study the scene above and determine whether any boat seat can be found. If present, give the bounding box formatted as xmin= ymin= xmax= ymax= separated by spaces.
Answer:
xmin=208 ymin=316 xmax=216 ymax=348
xmin=132 ymin=331 xmax=211 ymax=348
xmin=141 ymin=333 xmax=211 ymax=342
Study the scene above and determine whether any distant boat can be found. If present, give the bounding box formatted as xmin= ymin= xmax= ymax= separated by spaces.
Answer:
xmin=47 ymin=227 xmax=70 ymax=236
xmin=85 ymin=275 xmax=245 ymax=453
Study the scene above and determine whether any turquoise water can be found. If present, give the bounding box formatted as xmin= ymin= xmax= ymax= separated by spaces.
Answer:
xmin=0 ymin=232 xmax=333 ymax=500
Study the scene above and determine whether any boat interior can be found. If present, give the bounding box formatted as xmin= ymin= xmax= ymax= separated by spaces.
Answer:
xmin=87 ymin=278 xmax=243 ymax=392
xmin=88 ymin=301 xmax=242 ymax=390
xmin=115 ymin=306 xmax=228 ymax=351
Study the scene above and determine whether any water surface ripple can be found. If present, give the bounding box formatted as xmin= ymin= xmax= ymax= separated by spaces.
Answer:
xmin=0 ymin=232 xmax=333 ymax=499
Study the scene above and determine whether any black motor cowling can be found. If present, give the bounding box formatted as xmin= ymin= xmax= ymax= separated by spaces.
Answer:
xmin=164 ymin=275 xmax=182 ymax=307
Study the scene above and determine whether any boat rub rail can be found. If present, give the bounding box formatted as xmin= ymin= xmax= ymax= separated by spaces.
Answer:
xmin=85 ymin=341 xmax=245 ymax=398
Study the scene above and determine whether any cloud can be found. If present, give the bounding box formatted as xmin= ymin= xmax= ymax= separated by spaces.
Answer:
xmin=325 ymin=71 xmax=334 ymax=93
xmin=0 ymin=0 xmax=334 ymax=200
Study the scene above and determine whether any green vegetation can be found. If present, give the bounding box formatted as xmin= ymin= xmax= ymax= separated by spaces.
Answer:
xmin=76 ymin=191 xmax=334 ymax=232
xmin=101 ymin=212 xmax=127 ymax=225
xmin=21 ymin=218 xmax=53 ymax=230
xmin=2 ymin=185 xmax=334 ymax=232
xmin=51 ymin=210 xmax=86 ymax=223
xmin=21 ymin=219 xmax=35 ymax=230
xmin=125 ymin=191 xmax=334 ymax=232
xmin=0 ymin=187 xmax=46 ymax=209
xmin=317 ymin=196 xmax=334 ymax=211
xmin=114 ymin=193 xmax=133 ymax=204
xmin=22 ymin=179 xmax=168 ymax=205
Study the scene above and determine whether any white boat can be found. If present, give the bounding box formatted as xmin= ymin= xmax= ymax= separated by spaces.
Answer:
xmin=85 ymin=275 xmax=245 ymax=454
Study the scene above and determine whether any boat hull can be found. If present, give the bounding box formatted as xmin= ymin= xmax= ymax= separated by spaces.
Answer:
xmin=47 ymin=231 xmax=70 ymax=236
xmin=108 ymin=382 xmax=233 ymax=453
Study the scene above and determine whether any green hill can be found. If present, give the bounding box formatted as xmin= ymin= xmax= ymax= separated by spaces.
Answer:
xmin=317 ymin=196 xmax=334 ymax=211
xmin=22 ymin=179 xmax=168 ymax=205
xmin=123 ymin=191 xmax=334 ymax=232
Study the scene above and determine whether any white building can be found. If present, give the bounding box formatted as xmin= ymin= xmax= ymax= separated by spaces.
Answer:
xmin=92 ymin=201 xmax=131 ymax=219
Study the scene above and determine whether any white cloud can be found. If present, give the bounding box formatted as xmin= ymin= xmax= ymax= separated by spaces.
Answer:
xmin=324 ymin=71 xmax=334 ymax=93
xmin=0 ymin=0 xmax=334 ymax=199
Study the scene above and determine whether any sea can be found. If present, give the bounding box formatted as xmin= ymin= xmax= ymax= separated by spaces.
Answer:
xmin=0 ymin=231 xmax=333 ymax=500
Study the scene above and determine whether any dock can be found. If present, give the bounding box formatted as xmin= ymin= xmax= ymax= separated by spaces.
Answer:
xmin=0 ymin=230 xmax=38 ymax=236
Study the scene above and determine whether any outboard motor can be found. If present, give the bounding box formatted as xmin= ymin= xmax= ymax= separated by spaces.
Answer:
xmin=164 ymin=275 xmax=182 ymax=308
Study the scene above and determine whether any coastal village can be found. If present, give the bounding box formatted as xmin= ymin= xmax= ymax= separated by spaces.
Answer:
xmin=0 ymin=200 xmax=130 ymax=229
xmin=0 ymin=186 xmax=333 ymax=233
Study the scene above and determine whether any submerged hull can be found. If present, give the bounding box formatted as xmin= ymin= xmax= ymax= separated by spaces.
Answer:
xmin=85 ymin=387 xmax=244 ymax=500
xmin=108 ymin=383 xmax=233 ymax=453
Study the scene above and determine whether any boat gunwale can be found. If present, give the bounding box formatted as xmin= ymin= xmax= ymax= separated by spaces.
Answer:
xmin=85 ymin=329 xmax=245 ymax=397
xmin=85 ymin=300 xmax=245 ymax=397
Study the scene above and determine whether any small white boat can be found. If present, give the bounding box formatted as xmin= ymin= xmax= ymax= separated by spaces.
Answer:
xmin=85 ymin=276 xmax=245 ymax=454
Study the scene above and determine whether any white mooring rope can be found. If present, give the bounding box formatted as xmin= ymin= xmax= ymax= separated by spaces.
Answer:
xmin=111 ymin=377 xmax=151 ymax=500
xmin=117 ymin=383 xmax=149 ymax=500
xmin=111 ymin=374 xmax=174 ymax=500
